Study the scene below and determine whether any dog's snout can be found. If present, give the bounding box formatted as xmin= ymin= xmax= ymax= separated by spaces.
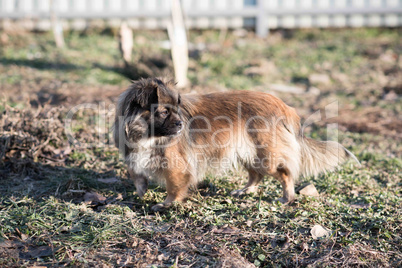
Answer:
xmin=175 ymin=121 xmax=183 ymax=128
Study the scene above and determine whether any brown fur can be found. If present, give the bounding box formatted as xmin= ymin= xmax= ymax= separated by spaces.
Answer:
xmin=114 ymin=78 xmax=358 ymax=211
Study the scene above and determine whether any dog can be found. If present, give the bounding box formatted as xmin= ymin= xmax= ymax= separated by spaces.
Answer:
xmin=113 ymin=78 xmax=358 ymax=211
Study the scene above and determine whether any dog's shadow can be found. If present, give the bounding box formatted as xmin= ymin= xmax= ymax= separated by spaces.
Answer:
xmin=194 ymin=177 xmax=279 ymax=205
xmin=0 ymin=159 xmax=147 ymax=212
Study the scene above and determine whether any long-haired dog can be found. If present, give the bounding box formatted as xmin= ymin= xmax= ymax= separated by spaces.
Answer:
xmin=113 ymin=78 xmax=358 ymax=211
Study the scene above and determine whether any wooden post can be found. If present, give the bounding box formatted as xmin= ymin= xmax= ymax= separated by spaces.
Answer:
xmin=50 ymin=0 xmax=65 ymax=48
xmin=168 ymin=0 xmax=189 ymax=88
xmin=119 ymin=21 xmax=133 ymax=66
xmin=256 ymin=0 xmax=268 ymax=38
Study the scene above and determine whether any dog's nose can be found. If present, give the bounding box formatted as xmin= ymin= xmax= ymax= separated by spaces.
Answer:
xmin=175 ymin=121 xmax=183 ymax=128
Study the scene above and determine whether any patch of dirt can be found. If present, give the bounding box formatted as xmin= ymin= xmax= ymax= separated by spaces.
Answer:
xmin=338 ymin=107 xmax=402 ymax=140
xmin=1 ymin=83 xmax=121 ymax=107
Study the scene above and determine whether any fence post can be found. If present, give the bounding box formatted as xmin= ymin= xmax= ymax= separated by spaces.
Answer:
xmin=119 ymin=21 xmax=133 ymax=66
xmin=168 ymin=0 xmax=189 ymax=88
xmin=50 ymin=0 xmax=65 ymax=48
xmin=256 ymin=0 xmax=268 ymax=37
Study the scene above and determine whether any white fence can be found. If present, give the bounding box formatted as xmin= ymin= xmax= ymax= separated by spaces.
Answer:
xmin=0 ymin=0 xmax=402 ymax=36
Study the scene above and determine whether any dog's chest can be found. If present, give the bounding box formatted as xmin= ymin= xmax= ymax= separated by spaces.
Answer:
xmin=126 ymin=138 xmax=161 ymax=175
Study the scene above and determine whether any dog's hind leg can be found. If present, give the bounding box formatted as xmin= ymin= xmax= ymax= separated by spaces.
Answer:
xmin=272 ymin=167 xmax=296 ymax=204
xmin=231 ymin=168 xmax=263 ymax=197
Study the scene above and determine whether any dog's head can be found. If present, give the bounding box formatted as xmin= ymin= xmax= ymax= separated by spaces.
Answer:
xmin=114 ymin=78 xmax=183 ymax=148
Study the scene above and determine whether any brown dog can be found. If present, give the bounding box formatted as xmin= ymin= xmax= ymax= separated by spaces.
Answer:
xmin=113 ymin=78 xmax=358 ymax=211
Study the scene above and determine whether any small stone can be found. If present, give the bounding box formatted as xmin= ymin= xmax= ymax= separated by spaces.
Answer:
xmin=299 ymin=184 xmax=320 ymax=197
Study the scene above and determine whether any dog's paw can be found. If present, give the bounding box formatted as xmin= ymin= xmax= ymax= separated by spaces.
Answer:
xmin=230 ymin=190 xmax=244 ymax=197
xmin=231 ymin=186 xmax=258 ymax=197
xmin=230 ymin=189 xmax=246 ymax=197
xmin=134 ymin=179 xmax=148 ymax=199
xmin=151 ymin=203 xmax=171 ymax=212
xmin=136 ymin=186 xmax=147 ymax=199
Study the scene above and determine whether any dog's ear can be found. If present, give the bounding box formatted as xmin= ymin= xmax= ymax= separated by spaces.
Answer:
xmin=131 ymin=78 xmax=175 ymax=109
xmin=124 ymin=116 xmax=148 ymax=144
xmin=130 ymin=79 xmax=159 ymax=109
xmin=113 ymin=115 xmax=147 ymax=152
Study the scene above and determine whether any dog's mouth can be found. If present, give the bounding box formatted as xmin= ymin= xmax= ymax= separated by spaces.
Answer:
xmin=171 ymin=126 xmax=183 ymax=136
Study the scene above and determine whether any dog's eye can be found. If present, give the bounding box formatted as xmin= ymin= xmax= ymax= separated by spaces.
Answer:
xmin=160 ymin=110 xmax=169 ymax=118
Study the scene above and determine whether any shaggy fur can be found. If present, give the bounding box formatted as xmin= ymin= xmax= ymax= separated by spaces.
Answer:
xmin=114 ymin=78 xmax=358 ymax=211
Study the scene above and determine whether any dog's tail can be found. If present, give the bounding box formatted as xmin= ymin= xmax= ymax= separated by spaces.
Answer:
xmin=298 ymin=137 xmax=360 ymax=178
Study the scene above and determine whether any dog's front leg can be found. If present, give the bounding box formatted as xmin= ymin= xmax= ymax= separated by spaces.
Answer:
xmin=128 ymin=168 xmax=148 ymax=198
xmin=151 ymin=171 xmax=192 ymax=212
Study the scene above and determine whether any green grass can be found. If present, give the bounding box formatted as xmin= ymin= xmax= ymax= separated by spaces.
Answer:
xmin=0 ymin=28 xmax=401 ymax=267
xmin=1 ymin=154 xmax=400 ymax=266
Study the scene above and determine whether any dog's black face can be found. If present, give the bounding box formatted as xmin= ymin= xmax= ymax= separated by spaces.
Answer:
xmin=118 ymin=78 xmax=183 ymax=145
xmin=149 ymin=96 xmax=183 ymax=137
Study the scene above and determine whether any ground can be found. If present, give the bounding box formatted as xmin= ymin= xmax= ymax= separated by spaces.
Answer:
xmin=0 ymin=28 xmax=401 ymax=267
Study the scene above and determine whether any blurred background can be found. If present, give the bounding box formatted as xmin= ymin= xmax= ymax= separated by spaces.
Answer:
xmin=0 ymin=1 xmax=401 ymax=267
xmin=1 ymin=0 xmax=401 ymax=145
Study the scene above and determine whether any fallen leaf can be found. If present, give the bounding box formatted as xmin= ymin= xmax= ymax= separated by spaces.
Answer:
xmin=53 ymin=146 xmax=72 ymax=158
xmin=240 ymin=203 xmax=248 ymax=209
xmin=301 ymin=242 xmax=309 ymax=251
xmin=213 ymin=226 xmax=240 ymax=234
xmin=299 ymin=184 xmax=320 ymax=197
xmin=110 ymin=193 xmax=124 ymax=201
xmin=311 ymin=225 xmax=332 ymax=239
xmin=350 ymin=190 xmax=359 ymax=196
xmin=157 ymin=253 xmax=166 ymax=261
xmin=20 ymin=233 xmax=29 ymax=241
xmin=349 ymin=203 xmax=371 ymax=209
xmin=224 ymin=199 xmax=232 ymax=204
xmin=84 ymin=191 xmax=106 ymax=203
xmin=383 ymin=90 xmax=398 ymax=101
xmin=59 ymin=226 xmax=71 ymax=233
